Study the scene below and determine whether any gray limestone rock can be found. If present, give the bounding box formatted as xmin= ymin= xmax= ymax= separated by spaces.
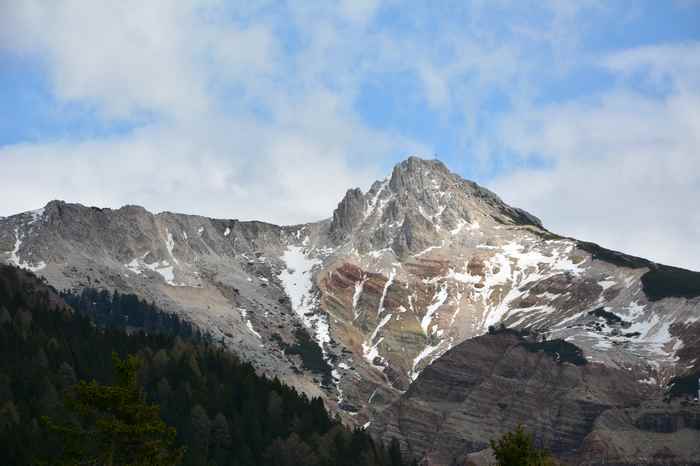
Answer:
xmin=1 ymin=156 xmax=698 ymax=459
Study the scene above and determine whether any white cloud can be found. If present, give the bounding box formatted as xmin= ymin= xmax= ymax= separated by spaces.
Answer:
xmin=339 ymin=0 xmax=381 ymax=25
xmin=604 ymin=42 xmax=700 ymax=91
xmin=491 ymin=43 xmax=700 ymax=270
xmin=0 ymin=1 xmax=696 ymax=275
xmin=0 ymin=1 xmax=213 ymax=121
xmin=0 ymin=0 xmax=425 ymax=223
xmin=0 ymin=115 xmax=420 ymax=224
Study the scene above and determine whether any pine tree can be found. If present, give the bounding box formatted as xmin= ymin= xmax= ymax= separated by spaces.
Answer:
xmin=0 ymin=268 xmax=417 ymax=466
xmin=389 ymin=438 xmax=404 ymax=466
xmin=41 ymin=353 xmax=184 ymax=466
xmin=0 ymin=400 xmax=20 ymax=433
xmin=489 ymin=425 xmax=556 ymax=466
xmin=188 ymin=404 xmax=211 ymax=466
xmin=211 ymin=413 xmax=231 ymax=466
xmin=0 ymin=306 xmax=11 ymax=325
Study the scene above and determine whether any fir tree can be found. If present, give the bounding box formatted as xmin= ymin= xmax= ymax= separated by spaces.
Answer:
xmin=0 ymin=266 xmax=415 ymax=466
xmin=41 ymin=353 xmax=184 ymax=466
xmin=490 ymin=425 xmax=556 ymax=466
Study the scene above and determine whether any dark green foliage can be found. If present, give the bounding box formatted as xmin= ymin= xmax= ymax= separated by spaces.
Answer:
xmin=62 ymin=288 xmax=206 ymax=341
xmin=502 ymin=207 xmax=542 ymax=228
xmin=666 ymin=371 xmax=700 ymax=400
xmin=41 ymin=353 xmax=184 ymax=466
xmin=588 ymin=307 xmax=622 ymax=324
xmin=271 ymin=328 xmax=334 ymax=386
xmin=576 ymin=241 xmax=649 ymax=269
xmin=488 ymin=324 xmax=531 ymax=338
xmin=521 ymin=339 xmax=587 ymax=366
xmin=486 ymin=324 xmax=587 ymax=366
xmin=641 ymin=265 xmax=700 ymax=301
xmin=0 ymin=265 xmax=413 ymax=466
xmin=575 ymin=240 xmax=700 ymax=301
xmin=490 ymin=425 xmax=556 ymax=466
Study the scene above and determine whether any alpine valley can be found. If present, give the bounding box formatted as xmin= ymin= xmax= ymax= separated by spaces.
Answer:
xmin=2 ymin=156 xmax=699 ymax=465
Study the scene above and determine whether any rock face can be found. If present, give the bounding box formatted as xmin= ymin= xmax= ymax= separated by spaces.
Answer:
xmin=370 ymin=330 xmax=700 ymax=465
xmin=330 ymin=188 xmax=366 ymax=241
xmin=0 ymin=200 xmax=331 ymax=397
xmin=577 ymin=403 xmax=700 ymax=465
xmin=1 ymin=155 xmax=699 ymax=445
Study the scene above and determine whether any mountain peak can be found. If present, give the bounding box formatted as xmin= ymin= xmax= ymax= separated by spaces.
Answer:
xmin=394 ymin=155 xmax=449 ymax=174
xmin=329 ymin=155 xmax=543 ymax=252
xmin=389 ymin=156 xmax=452 ymax=194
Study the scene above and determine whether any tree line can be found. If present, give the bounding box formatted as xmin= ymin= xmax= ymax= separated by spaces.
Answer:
xmin=0 ymin=265 xmax=414 ymax=466
xmin=0 ymin=264 xmax=554 ymax=466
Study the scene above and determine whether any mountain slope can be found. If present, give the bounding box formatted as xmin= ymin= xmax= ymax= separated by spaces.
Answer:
xmin=0 ymin=263 xmax=414 ymax=466
xmin=1 ymin=156 xmax=699 ymax=428
xmin=370 ymin=328 xmax=700 ymax=465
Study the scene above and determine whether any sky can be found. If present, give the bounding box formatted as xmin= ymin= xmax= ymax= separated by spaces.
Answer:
xmin=0 ymin=1 xmax=699 ymax=270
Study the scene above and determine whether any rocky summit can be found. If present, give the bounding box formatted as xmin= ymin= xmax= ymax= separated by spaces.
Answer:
xmin=2 ymin=156 xmax=699 ymax=464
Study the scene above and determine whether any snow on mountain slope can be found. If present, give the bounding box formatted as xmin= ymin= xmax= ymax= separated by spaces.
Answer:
xmin=1 ymin=156 xmax=699 ymax=427
xmin=315 ymin=157 xmax=700 ymax=422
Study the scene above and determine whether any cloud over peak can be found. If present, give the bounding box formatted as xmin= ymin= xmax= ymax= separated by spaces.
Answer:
xmin=0 ymin=1 xmax=698 ymax=269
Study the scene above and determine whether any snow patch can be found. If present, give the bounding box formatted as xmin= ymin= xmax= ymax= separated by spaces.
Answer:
xmin=368 ymin=248 xmax=393 ymax=259
xmin=598 ymin=280 xmax=616 ymax=290
xmin=279 ymin=246 xmax=331 ymax=355
xmin=239 ymin=308 xmax=262 ymax=339
xmin=368 ymin=388 xmax=378 ymax=404
xmin=478 ymin=240 xmax=586 ymax=330
xmin=446 ymin=267 xmax=481 ymax=285
xmin=364 ymin=179 xmax=389 ymax=219
xmin=124 ymin=254 xmax=185 ymax=287
xmin=449 ymin=219 xmax=469 ymax=236
xmin=165 ymin=229 xmax=178 ymax=264
xmin=639 ymin=376 xmax=658 ymax=386
xmin=410 ymin=343 xmax=441 ymax=381
xmin=6 ymin=228 xmax=46 ymax=272
xmin=421 ymin=284 xmax=448 ymax=334
xmin=369 ymin=313 xmax=392 ymax=343
xmin=28 ymin=208 xmax=45 ymax=225
xmin=352 ymin=275 xmax=367 ymax=319
xmin=626 ymin=301 xmax=646 ymax=320
xmin=362 ymin=315 xmax=393 ymax=368
xmin=377 ymin=269 xmax=395 ymax=315
xmin=362 ymin=338 xmax=383 ymax=366
xmin=414 ymin=245 xmax=441 ymax=257
xmin=144 ymin=261 xmax=177 ymax=285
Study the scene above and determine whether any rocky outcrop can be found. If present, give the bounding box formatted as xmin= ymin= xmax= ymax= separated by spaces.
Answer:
xmin=1 ymin=155 xmax=699 ymax=440
xmin=330 ymin=188 xmax=366 ymax=241
xmin=371 ymin=331 xmax=699 ymax=465
xmin=576 ymin=403 xmax=700 ymax=465
xmin=392 ymin=212 xmax=439 ymax=258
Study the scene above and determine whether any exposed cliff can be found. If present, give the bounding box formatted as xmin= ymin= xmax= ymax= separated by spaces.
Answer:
xmin=1 ymin=156 xmax=699 ymax=433
xmin=371 ymin=331 xmax=700 ymax=465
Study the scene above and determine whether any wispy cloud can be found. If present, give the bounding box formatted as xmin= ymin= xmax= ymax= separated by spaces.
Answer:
xmin=0 ymin=1 xmax=426 ymax=222
xmin=0 ymin=1 xmax=698 ymax=269
xmin=491 ymin=43 xmax=700 ymax=270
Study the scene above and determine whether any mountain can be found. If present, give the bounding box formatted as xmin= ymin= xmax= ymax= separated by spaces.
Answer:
xmin=370 ymin=328 xmax=700 ymax=465
xmin=0 ymin=263 xmax=413 ymax=466
xmin=2 ymin=156 xmax=699 ymax=463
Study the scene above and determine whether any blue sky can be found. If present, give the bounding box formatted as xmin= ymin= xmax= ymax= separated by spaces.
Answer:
xmin=0 ymin=1 xmax=699 ymax=269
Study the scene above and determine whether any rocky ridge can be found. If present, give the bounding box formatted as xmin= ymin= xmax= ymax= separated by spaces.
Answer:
xmin=1 ymin=156 xmax=699 ymax=441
